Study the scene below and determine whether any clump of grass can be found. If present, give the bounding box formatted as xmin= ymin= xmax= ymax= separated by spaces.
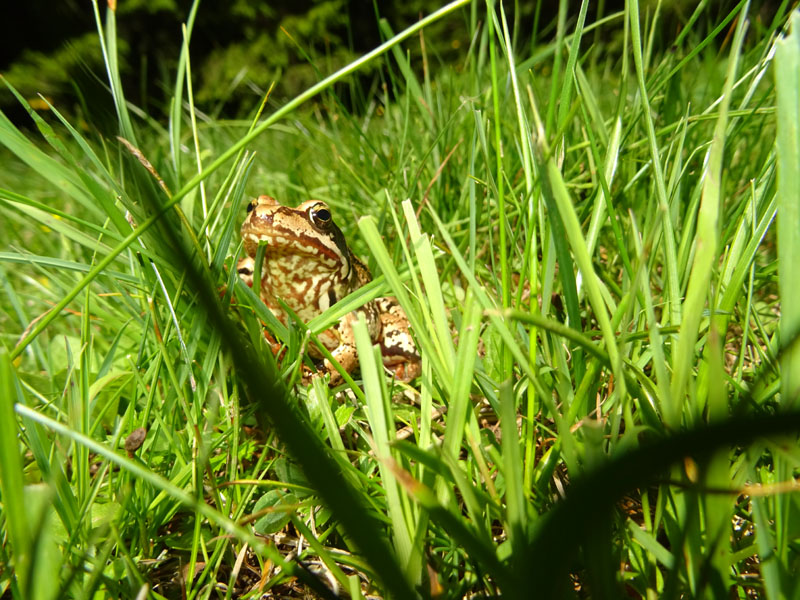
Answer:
xmin=0 ymin=1 xmax=798 ymax=598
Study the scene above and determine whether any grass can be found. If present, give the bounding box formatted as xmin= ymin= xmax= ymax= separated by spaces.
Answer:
xmin=0 ymin=0 xmax=798 ymax=598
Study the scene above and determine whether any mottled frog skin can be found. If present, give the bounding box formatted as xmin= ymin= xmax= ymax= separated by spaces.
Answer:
xmin=239 ymin=195 xmax=420 ymax=384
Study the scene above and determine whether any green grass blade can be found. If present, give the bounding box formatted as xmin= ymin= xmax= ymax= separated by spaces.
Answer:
xmin=0 ymin=103 xmax=97 ymax=214
xmin=441 ymin=292 xmax=482 ymax=460
xmin=169 ymin=0 xmax=200 ymax=178
xmin=669 ymin=4 xmax=748 ymax=423
xmin=0 ymin=351 xmax=32 ymax=597
xmin=352 ymin=316 xmax=415 ymax=581
xmin=628 ymin=0 xmax=681 ymax=328
xmin=91 ymin=0 xmax=137 ymax=143
xmin=0 ymin=252 xmax=138 ymax=285
xmin=542 ymin=157 xmax=625 ymax=402
xmin=555 ymin=0 xmax=589 ymax=133
xmin=400 ymin=199 xmax=455 ymax=372
xmin=775 ymin=10 xmax=800 ymax=407
xmin=357 ymin=215 xmax=451 ymax=388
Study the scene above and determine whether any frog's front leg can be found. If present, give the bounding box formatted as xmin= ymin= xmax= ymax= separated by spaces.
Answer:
xmin=376 ymin=297 xmax=421 ymax=382
xmin=321 ymin=305 xmax=381 ymax=385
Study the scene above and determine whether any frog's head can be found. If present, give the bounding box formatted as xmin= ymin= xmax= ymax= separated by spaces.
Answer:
xmin=240 ymin=195 xmax=352 ymax=278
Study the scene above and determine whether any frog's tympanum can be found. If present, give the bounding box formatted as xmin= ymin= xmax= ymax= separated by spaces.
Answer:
xmin=239 ymin=195 xmax=420 ymax=385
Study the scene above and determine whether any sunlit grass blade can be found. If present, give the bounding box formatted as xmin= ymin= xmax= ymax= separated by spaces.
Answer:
xmin=584 ymin=115 xmax=623 ymax=261
xmin=0 ymin=99 xmax=97 ymax=214
xmin=169 ymin=0 xmax=200 ymax=178
xmin=0 ymin=252 xmax=138 ymax=285
xmin=91 ymin=0 xmax=137 ymax=143
xmin=628 ymin=0 xmax=681 ymax=330
xmin=352 ymin=316 xmax=416 ymax=582
xmin=387 ymin=457 xmax=518 ymax=594
xmin=4 ymin=201 xmax=113 ymax=254
xmin=441 ymin=292 xmax=482 ymax=460
xmin=775 ymin=10 xmax=800 ymax=407
xmin=357 ymin=215 xmax=451 ymax=387
xmin=400 ymin=199 xmax=455 ymax=373
xmin=669 ymin=3 xmax=747 ymax=423
xmin=541 ymin=157 xmax=625 ymax=403
xmin=426 ymin=207 xmax=535 ymax=381
xmin=0 ymin=350 xmax=32 ymax=597
xmin=1 ymin=81 xmax=131 ymax=238
xmin=629 ymin=215 xmax=671 ymax=415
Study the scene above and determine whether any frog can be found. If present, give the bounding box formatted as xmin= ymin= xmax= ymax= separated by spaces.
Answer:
xmin=238 ymin=195 xmax=421 ymax=385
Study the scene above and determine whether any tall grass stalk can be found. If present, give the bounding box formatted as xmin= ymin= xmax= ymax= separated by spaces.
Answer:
xmin=775 ymin=10 xmax=800 ymax=408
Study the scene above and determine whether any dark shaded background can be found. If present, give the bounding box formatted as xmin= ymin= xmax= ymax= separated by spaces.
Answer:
xmin=1 ymin=0 xmax=477 ymax=125
xmin=0 ymin=0 xmax=775 ymax=127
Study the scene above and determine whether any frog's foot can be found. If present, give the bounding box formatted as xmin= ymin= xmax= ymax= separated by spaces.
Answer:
xmin=386 ymin=360 xmax=422 ymax=383
xmin=322 ymin=345 xmax=358 ymax=387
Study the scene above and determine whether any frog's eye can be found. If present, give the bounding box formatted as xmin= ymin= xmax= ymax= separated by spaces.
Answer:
xmin=246 ymin=200 xmax=256 ymax=213
xmin=309 ymin=204 xmax=332 ymax=229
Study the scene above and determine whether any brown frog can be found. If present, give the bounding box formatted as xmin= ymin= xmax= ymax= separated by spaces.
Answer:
xmin=239 ymin=195 xmax=420 ymax=385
